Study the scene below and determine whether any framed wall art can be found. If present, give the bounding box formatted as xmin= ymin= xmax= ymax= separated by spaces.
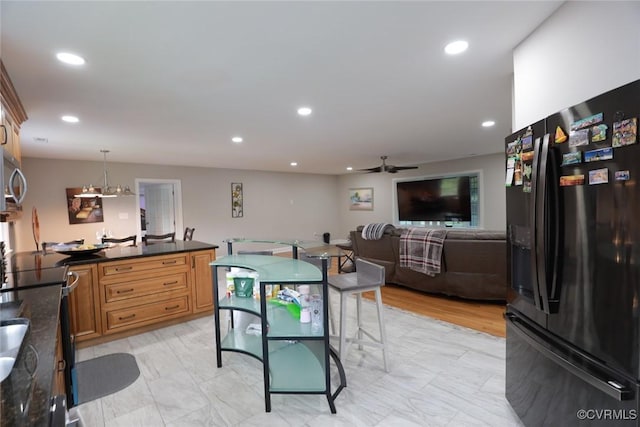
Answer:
xmin=231 ymin=183 xmax=243 ymax=218
xmin=349 ymin=187 xmax=374 ymax=211
xmin=66 ymin=187 xmax=104 ymax=224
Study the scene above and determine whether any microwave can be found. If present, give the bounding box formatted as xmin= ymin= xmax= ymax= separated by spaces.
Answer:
xmin=0 ymin=147 xmax=27 ymax=221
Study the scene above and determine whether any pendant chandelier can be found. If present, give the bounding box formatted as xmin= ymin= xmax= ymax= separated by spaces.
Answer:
xmin=75 ymin=149 xmax=135 ymax=198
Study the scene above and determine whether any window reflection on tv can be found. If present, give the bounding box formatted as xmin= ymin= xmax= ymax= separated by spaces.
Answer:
xmin=396 ymin=176 xmax=471 ymax=222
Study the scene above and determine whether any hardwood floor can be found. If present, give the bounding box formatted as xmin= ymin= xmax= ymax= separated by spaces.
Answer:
xmin=362 ymin=284 xmax=506 ymax=338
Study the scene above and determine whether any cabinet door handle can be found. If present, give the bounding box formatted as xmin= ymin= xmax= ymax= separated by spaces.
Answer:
xmin=0 ymin=125 xmax=6 ymax=145
xmin=115 ymin=266 xmax=133 ymax=272
xmin=57 ymin=359 xmax=66 ymax=371
xmin=163 ymin=280 xmax=178 ymax=286
xmin=116 ymin=288 xmax=134 ymax=294
xmin=165 ymin=304 xmax=180 ymax=311
xmin=118 ymin=314 xmax=136 ymax=321
xmin=162 ymin=260 xmax=177 ymax=265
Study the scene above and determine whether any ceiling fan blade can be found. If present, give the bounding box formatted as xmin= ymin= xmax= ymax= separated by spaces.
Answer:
xmin=388 ymin=165 xmax=419 ymax=172
xmin=357 ymin=166 xmax=383 ymax=173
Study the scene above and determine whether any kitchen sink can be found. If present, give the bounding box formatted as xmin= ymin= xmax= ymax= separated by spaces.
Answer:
xmin=0 ymin=318 xmax=30 ymax=382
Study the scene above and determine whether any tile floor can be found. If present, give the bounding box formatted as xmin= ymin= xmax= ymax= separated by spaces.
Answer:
xmin=74 ymin=297 xmax=524 ymax=426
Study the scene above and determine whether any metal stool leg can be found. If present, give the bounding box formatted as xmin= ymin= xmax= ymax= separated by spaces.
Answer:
xmin=374 ymin=287 xmax=389 ymax=372
xmin=339 ymin=290 xmax=348 ymax=363
xmin=356 ymin=293 xmax=364 ymax=351
xmin=328 ymin=289 xmax=336 ymax=335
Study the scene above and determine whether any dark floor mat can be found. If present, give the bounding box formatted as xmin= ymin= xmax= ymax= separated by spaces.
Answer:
xmin=75 ymin=353 xmax=140 ymax=404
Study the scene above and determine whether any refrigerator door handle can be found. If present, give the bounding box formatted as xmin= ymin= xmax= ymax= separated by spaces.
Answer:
xmin=528 ymin=136 xmax=543 ymax=311
xmin=535 ymin=134 xmax=551 ymax=313
xmin=535 ymin=133 xmax=561 ymax=314
xmin=507 ymin=313 xmax=633 ymax=401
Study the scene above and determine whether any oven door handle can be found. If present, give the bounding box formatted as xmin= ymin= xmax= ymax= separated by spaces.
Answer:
xmin=62 ymin=271 xmax=79 ymax=296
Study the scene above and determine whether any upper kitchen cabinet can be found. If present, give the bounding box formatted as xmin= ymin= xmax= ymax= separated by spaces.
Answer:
xmin=1 ymin=60 xmax=28 ymax=165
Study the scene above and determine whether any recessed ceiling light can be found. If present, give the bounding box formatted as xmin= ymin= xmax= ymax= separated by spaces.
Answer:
xmin=56 ymin=52 xmax=86 ymax=66
xmin=346 ymin=167 xmax=353 ymax=171
xmin=290 ymin=162 xmax=298 ymax=167
xmin=444 ymin=40 xmax=469 ymax=55
xmin=297 ymin=107 xmax=312 ymax=116
xmin=231 ymin=136 xmax=243 ymax=143
xmin=61 ymin=115 xmax=79 ymax=123
xmin=482 ymin=120 xmax=496 ymax=127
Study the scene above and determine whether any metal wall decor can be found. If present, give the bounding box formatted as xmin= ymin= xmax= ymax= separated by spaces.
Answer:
xmin=231 ymin=183 xmax=243 ymax=218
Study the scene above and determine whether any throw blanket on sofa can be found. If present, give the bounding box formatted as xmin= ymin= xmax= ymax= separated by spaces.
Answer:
xmin=362 ymin=223 xmax=394 ymax=240
xmin=399 ymin=228 xmax=447 ymax=276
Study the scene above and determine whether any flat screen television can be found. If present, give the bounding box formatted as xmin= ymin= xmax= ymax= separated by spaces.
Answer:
xmin=396 ymin=176 xmax=472 ymax=222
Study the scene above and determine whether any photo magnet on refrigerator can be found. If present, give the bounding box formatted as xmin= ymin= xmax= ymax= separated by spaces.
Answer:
xmin=505 ymin=168 xmax=514 ymax=186
xmin=591 ymin=124 xmax=607 ymax=142
xmin=559 ymin=175 xmax=585 ymax=186
xmin=507 ymin=140 xmax=521 ymax=156
xmin=584 ymin=147 xmax=613 ymax=163
xmin=571 ymin=112 xmax=603 ymax=131
xmin=522 ymin=163 xmax=533 ymax=193
xmin=569 ymin=129 xmax=589 ymax=148
xmin=521 ymin=151 xmax=534 ymax=162
xmin=561 ymin=152 xmax=582 ymax=166
xmin=588 ymin=168 xmax=609 ymax=185
xmin=615 ymin=170 xmax=630 ymax=181
xmin=612 ymin=117 xmax=638 ymax=147
xmin=555 ymin=126 xmax=568 ymax=143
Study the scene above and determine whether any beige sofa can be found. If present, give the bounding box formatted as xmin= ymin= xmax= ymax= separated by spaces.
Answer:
xmin=349 ymin=225 xmax=507 ymax=301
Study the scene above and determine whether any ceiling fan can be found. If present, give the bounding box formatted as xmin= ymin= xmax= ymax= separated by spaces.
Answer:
xmin=358 ymin=156 xmax=419 ymax=174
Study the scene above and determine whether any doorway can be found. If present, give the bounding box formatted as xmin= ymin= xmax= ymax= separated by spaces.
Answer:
xmin=135 ymin=179 xmax=183 ymax=239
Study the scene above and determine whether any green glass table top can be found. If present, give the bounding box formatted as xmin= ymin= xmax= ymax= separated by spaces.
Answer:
xmin=224 ymin=237 xmax=346 ymax=259
xmin=212 ymin=254 xmax=323 ymax=282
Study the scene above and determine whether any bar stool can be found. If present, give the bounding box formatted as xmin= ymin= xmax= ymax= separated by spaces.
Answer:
xmin=328 ymin=258 xmax=389 ymax=372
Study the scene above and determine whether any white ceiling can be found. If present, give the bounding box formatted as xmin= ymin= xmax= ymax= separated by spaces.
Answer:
xmin=1 ymin=1 xmax=562 ymax=175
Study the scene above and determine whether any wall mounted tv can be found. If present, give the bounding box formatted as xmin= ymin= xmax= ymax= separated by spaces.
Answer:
xmin=396 ymin=175 xmax=472 ymax=222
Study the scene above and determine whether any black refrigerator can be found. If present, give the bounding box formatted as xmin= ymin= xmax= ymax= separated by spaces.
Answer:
xmin=505 ymin=80 xmax=640 ymax=426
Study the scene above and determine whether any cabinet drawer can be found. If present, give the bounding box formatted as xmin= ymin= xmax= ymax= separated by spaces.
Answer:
xmin=105 ymin=296 xmax=189 ymax=331
xmin=104 ymin=272 xmax=188 ymax=303
xmin=100 ymin=254 xmax=188 ymax=281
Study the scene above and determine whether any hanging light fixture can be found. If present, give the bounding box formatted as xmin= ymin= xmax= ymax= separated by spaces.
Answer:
xmin=75 ymin=150 xmax=135 ymax=198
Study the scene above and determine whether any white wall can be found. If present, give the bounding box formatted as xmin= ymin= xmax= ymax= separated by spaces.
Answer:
xmin=14 ymin=154 xmax=505 ymax=254
xmin=336 ymin=153 xmax=506 ymax=238
xmin=15 ymin=157 xmax=341 ymax=254
xmin=513 ymin=1 xmax=640 ymax=129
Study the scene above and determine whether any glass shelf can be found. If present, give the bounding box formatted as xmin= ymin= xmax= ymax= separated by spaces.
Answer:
xmin=218 ymin=295 xmax=261 ymax=314
xmin=212 ymin=247 xmax=345 ymax=413
xmin=220 ymin=330 xmax=262 ymax=359
xmin=212 ymin=255 xmax=322 ymax=283
xmin=268 ymin=340 xmax=326 ymax=392
xmin=267 ymin=303 xmax=324 ymax=338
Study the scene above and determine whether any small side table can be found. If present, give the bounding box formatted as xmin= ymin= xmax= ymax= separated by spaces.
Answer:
xmin=335 ymin=242 xmax=355 ymax=273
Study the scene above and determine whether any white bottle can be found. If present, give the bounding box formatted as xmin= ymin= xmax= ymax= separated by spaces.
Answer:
xmin=297 ymin=285 xmax=310 ymax=309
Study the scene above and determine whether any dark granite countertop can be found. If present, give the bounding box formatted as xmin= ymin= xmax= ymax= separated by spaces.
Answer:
xmin=59 ymin=240 xmax=217 ymax=266
xmin=1 ymin=286 xmax=61 ymax=426
xmin=11 ymin=240 xmax=219 ymax=269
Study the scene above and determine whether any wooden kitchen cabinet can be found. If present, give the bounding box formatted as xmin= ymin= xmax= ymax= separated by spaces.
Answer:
xmin=68 ymin=264 xmax=102 ymax=342
xmin=0 ymin=60 xmax=27 ymax=164
xmin=99 ymin=253 xmax=192 ymax=335
xmin=191 ymin=249 xmax=216 ymax=313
